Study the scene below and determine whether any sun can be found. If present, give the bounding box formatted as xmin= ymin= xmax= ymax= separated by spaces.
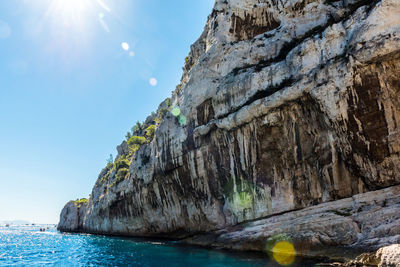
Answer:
xmin=37 ymin=0 xmax=103 ymax=61
xmin=53 ymin=0 xmax=90 ymax=11
xmin=44 ymin=0 xmax=112 ymax=31
xmin=46 ymin=0 xmax=94 ymax=29
xmin=28 ymin=0 xmax=115 ymax=60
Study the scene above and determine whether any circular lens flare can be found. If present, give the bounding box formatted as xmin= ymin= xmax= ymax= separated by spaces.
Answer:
xmin=171 ymin=107 xmax=181 ymax=117
xmin=266 ymin=234 xmax=297 ymax=266
xmin=149 ymin=78 xmax=158 ymax=86
xmin=272 ymin=241 xmax=296 ymax=266
xmin=121 ymin=42 xmax=130 ymax=51
xmin=178 ymin=115 xmax=187 ymax=126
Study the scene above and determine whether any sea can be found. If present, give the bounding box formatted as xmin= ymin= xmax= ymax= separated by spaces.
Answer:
xmin=0 ymin=225 xmax=318 ymax=266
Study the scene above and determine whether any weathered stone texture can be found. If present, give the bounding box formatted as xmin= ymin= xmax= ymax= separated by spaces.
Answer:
xmin=58 ymin=201 xmax=87 ymax=232
xmin=59 ymin=0 xmax=400 ymax=261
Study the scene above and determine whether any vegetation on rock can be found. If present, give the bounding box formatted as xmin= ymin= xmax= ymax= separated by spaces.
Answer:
xmin=114 ymin=156 xmax=130 ymax=170
xmin=98 ymin=96 xmax=172 ymax=188
xmin=74 ymin=198 xmax=88 ymax=208
xmin=145 ymin=125 xmax=156 ymax=141
xmin=128 ymin=136 xmax=146 ymax=146
xmin=110 ymin=167 xmax=129 ymax=188
xmin=106 ymin=154 xmax=113 ymax=165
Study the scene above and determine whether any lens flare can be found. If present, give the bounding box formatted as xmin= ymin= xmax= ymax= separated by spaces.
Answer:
xmin=171 ymin=107 xmax=181 ymax=117
xmin=272 ymin=241 xmax=296 ymax=265
xmin=46 ymin=0 xmax=92 ymax=29
xmin=149 ymin=78 xmax=158 ymax=86
xmin=238 ymin=191 xmax=252 ymax=208
xmin=121 ymin=42 xmax=130 ymax=51
xmin=99 ymin=16 xmax=110 ymax=33
xmin=96 ymin=0 xmax=111 ymax=13
xmin=178 ymin=115 xmax=187 ymax=126
xmin=266 ymin=235 xmax=296 ymax=266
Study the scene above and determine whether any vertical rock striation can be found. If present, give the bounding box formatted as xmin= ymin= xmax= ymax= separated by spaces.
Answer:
xmin=59 ymin=0 xmax=400 ymax=261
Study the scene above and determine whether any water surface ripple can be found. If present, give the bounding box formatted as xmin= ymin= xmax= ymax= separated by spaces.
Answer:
xmin=0 ymin=225 xmax=314 ymax=266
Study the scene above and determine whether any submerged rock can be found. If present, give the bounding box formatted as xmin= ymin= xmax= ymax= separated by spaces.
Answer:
xmin=59 ymin=0 xmax=400 ymax=263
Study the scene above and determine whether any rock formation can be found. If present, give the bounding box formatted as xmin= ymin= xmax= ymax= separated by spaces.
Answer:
xmin=59 ymin=0 xmax=400 ymax=263
xmin=347 ymin=244 xmax=400 ymax=266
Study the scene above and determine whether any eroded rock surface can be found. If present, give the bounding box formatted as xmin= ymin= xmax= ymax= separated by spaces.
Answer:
xmin=184 ymin=185 xmax=400 ymax=258
xmin=59 ymin=0 xmax=400 ymax=262
xmin=348 ymin=244 xmax=400 ymax=266
xmin=376 ymin=245 xmax=400 ymax=267
xmin=58 ymin=201 xmax=87 ymax=232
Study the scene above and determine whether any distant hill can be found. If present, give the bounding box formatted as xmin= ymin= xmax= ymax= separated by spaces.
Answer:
xmin=1 ymin=220 xmax=31 ymax=225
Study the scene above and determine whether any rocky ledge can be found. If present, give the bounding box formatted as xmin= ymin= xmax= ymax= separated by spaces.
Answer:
xmin=185 ymin=185 xmax=400 ymax=262
xmin=59 ymin=0 xmax=400 ymax=264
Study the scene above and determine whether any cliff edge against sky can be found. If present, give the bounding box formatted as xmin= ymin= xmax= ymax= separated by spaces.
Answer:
xmin=59 ymin=0 xmax=400 ymax=263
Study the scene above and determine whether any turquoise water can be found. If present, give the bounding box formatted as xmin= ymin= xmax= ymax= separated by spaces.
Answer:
xmin=0 ymin=225 xmax=313 ymax=266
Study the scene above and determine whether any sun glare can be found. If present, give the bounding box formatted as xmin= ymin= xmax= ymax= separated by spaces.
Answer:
xmin=46 ymin=0 xmax=93 ymax=29
xmin=121 ymin=42 xmax=130 ymax=51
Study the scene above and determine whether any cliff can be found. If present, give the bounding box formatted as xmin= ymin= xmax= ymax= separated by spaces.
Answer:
xmin=59 ymin=0 xmax=400 ymax=263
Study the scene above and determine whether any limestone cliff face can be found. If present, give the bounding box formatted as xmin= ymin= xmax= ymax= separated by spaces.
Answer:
xmin=59 ymin=0 xmax=400 ymax=260
xmin=58 ymin=201 xmax=87 ymax=232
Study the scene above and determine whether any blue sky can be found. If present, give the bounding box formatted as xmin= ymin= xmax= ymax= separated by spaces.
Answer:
xmin=0 ymin=0 xmax=214 ymax=224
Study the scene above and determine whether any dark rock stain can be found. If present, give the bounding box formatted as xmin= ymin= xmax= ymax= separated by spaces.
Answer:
xmin=229 ymin=9 xmax=280 ymax=41
xmin=347 ymin=66 xmax=390 ymax=163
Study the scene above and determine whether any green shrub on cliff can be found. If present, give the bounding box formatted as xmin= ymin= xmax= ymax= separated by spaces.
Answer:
xmin=74 ymin=198 xmax=88 ymax=208
xmin=116 ymin=168 xmax=129 ymax=181
xmin=114 ymin=156 xmax=130 ymax=170
xmin=99 ymin=161 xmax=114 ymax=185
xmin=100 ymin=157 xmax=130 ymax=187
xmin=145 ymin=125 xmax=156 ymax=141
xmin=126 ymin=136 xmax=147 ymax=158
xmin=106 ymin=154 xmax=113 ymax=165
xmin=75 ymin=198 xmax=88 ymax=203
xmin=166 ymin=98 xmax=171 ymax=107
xmin=124 ymin=121 xmax=143 ymax=141
xmin=128 ymin=135 xmax=146 ymax=146
xmin=106 ymin=162 xmax=113 ymax=170
xmin=131 ymin=122 xmax=142 ymax=135
xmin=109 ymin=168 xmax=129 ymax=188
xmin=128 ymin=144 xmax=140 ymax=157
xmin=99 ymin=171 xmax=110 ymax=185
xmin=153 ymin=116 xmax=162 ymax=125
